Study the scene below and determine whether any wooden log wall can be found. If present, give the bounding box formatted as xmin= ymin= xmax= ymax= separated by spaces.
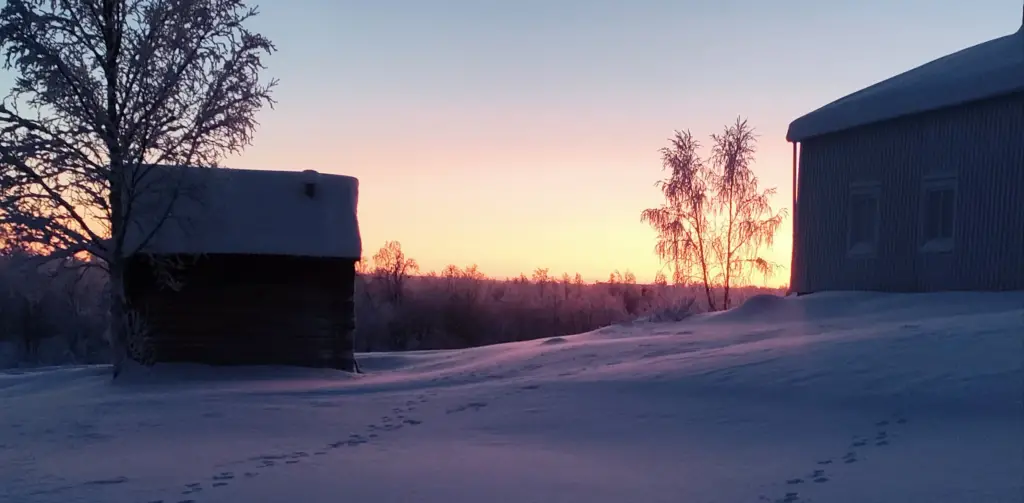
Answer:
xmin=124 ymin=253 xmax=357 ymax=370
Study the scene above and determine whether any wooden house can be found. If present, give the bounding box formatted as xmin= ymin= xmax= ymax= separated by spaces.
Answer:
xmin=786 ymin=17 xmax=1024 ymax=293
xmin=121 ymin=165 xmax=362 ymax=370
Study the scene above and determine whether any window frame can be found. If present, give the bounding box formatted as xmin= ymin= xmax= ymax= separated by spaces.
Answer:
xmin=919 ymin=174 xmax=957 ymax=254
xmin=847 ymin=181 xmax=882 ymax=258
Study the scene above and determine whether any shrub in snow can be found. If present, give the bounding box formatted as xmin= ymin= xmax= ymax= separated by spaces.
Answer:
xmin=0 ymin=254 xmax=108 ymax=368
xmin=351 ymin=259 xmax=780 ymax=351
xmin=639 ymin=297 xmax=698 ymax=323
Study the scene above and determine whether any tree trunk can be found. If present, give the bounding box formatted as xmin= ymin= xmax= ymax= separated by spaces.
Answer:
xmin=108 ymin=259 xmax=130 ymax=378
xmin=699 ymin=266 xmax=717 ymax=312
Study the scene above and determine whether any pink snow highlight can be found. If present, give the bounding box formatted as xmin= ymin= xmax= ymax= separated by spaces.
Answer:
xmin=1 ymin=291 xmax=1022 ymax=503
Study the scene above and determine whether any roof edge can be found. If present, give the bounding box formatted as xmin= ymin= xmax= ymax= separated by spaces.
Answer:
xmin=787 ymin=28 xmax=1024 ymax=142
xmin=787 ymin=72 xmax=1024 ymax=142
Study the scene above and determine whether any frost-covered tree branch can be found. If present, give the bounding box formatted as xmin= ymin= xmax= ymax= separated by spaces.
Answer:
xmin=642 ymin=119 xmax=787 ymax=311
xmin=0 ymin=0 xmax=276 ymax=375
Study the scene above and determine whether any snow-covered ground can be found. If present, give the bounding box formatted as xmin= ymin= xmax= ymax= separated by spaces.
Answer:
xmin=2 ymin=292 xmax=1022 ymax=503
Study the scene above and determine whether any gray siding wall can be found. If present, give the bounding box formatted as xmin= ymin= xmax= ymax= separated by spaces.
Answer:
xmin=794 ymin=92 xmax=1024 ymax=293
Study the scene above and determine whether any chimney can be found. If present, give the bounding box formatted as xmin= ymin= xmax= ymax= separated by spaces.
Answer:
xmin=302 ymin=169 xmax=319 ymax=198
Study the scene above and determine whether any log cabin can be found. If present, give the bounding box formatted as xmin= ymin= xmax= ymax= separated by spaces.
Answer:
xmin=121 ymin=165 xmax=362 ymax=370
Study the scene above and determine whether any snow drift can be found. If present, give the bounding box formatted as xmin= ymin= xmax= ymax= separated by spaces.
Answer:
xmin=1 ymin=291 xmax=1022 ymax=503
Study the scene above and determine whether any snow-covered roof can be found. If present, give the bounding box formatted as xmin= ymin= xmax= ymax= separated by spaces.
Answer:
xmin=122 ymin=165 xmax=362 ymax=259
xmin=787 ymin=26 xmax=1024 ymax=142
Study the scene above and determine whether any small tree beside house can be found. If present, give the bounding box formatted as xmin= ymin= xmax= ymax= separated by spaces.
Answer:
xmin=642 ymin=118 xmax=787 ymax=311
xmin=0 ymin=0 xmax=276 ymax=376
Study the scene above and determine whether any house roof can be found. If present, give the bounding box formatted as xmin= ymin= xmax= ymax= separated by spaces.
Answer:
xmin=122 ymin=165 xmax=362 ymax=259
xmin=787 ymin=26 xmax=1024 ymax=142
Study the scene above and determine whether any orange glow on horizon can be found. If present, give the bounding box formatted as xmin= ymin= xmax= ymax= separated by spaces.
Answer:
xmin=225 ymin=117 xmax=796 ymax=291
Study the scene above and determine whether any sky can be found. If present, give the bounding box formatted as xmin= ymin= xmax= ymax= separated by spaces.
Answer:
xmin=5 ymin=0 xmax=1023 ymax=286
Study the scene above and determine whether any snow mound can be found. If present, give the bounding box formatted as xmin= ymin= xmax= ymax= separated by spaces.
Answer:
xmin=112 ymin=361 xmax=359 ymax=386
xmin=540 ymin=337 xmax=569 ymax=345
xmin=2 ymin=291 xmax=1022 ymax=503
xmin=702 ymin=293 xmax=792 ymax=322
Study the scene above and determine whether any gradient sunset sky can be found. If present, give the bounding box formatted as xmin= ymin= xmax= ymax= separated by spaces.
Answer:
xmin=226 ymin=0 xmax=1022 ymax=287
xmin=9 ymin=0 xmax=1021 ymax=286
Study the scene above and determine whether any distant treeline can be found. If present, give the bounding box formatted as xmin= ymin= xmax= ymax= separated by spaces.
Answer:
xmin=353 ymin=241 xmax=782 ymax=352
xmin=0 ymin=245 xmax=782 ymax=367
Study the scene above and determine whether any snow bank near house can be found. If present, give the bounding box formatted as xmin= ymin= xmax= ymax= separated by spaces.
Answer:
xmin=1 ymin=291 xmax=1022 ymax=503
xmin=348 ymin=291 xmax=1024 ymax=414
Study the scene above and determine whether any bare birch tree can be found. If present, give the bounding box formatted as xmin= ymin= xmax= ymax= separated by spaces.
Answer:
xmin=641 ymin=130 xmax=717 ymax=306
xmin=0 ymin=0 xmax=276 ymax=376
xmin=371 ymin=240 xmax=419 ymax=304
xmin=641 ymin=119 xmax=786 ymax=311
xmin=709 ymin=118 xmax=786 ymax=309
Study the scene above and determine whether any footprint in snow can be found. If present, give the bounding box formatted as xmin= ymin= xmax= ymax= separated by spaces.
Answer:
xmin=83 ymin=476 xmax=129 ymax=486
xmin=254 ymin=454 xmax=289 ymax=460
xmin=446 ymin=402 xmax=488 ymax=414
xmin=160 ymin=395 xmax=431 ymax=503
xmin=328 ymin=437 xmax=365 ymax=449
xmin=181 ymin=482 xmax=202 ymax=495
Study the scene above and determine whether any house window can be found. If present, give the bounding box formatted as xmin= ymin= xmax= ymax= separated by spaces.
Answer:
xmin=921 ymin=176 xmax=956 ymax=252
xmin=848 ymin=183 xmax=880 ymax=256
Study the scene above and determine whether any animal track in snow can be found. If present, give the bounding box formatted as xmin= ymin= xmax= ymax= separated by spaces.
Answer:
xmin=446 ymin=402 xmax=488 ymax=414
xmin=181 ymin=482 xmax=202 ymax=495
xmin=766 ymin=414 xmax=909 ymax=503
xmin=83 ymin=476 xmax=128 ymax=486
